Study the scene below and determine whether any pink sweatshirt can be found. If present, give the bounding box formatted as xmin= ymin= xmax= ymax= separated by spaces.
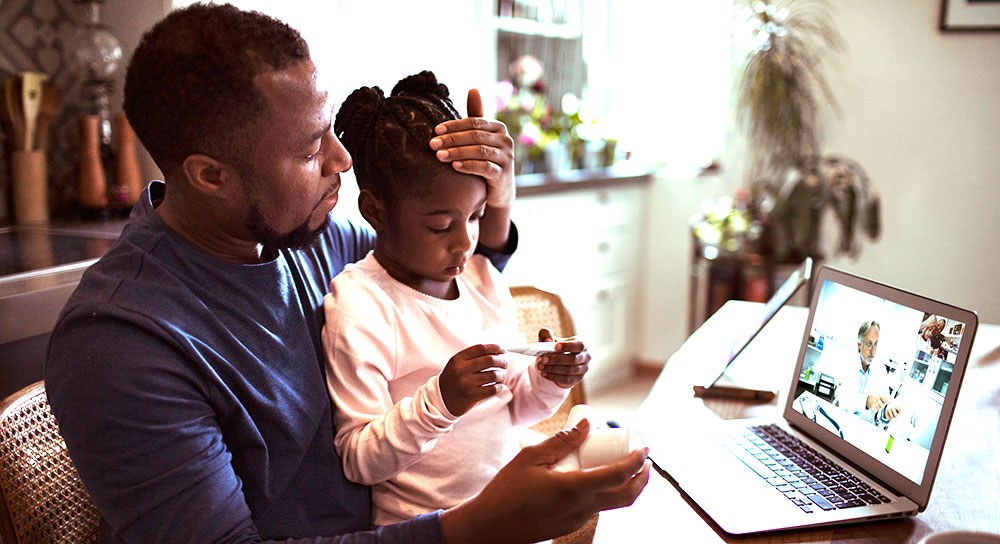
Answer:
xmin=323 ymin=253 xmax=567 ymax=525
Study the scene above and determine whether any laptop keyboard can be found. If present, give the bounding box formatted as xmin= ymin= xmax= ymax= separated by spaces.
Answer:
xmin=724 ymin=424 xmax=892 ymax=513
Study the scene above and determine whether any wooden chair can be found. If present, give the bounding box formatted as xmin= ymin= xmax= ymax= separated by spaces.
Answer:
xmin=0 ymin=382 xmax=100 ymax=544
xmin=510 ymin=286 xmax=587 ymax=436
xmin=510 ymin=286 xmax=596 ymax=544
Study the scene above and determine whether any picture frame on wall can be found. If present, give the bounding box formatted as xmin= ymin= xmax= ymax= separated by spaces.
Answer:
xmin=940 ymin=0 xmax=1000 ymax=31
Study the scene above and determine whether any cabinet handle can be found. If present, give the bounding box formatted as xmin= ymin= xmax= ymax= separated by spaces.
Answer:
xmin=596 ymin=289 xmax=609 ymax=301
xmin=597 ymin=241 xmax=610 ymax=253
xmin=596 ymin=190 xmax=610 ymax=204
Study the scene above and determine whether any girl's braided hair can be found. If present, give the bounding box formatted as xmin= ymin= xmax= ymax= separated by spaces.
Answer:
xmin=335 ymin=71 xmax=462 ymax=205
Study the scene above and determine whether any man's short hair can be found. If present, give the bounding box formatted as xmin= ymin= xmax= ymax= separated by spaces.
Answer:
xmin=858 ymin=320 xmax=880 ymax=344
xmin=123 ymin=3 xmax=310 ymax=178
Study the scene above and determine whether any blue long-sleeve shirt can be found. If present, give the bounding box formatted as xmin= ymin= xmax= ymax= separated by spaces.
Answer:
xmin=45 ymin=181 xmax=514 ymax=542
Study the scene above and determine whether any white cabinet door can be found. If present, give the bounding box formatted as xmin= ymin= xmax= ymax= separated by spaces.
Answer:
xmin=559 ymin=274 xmax=631 ymax=389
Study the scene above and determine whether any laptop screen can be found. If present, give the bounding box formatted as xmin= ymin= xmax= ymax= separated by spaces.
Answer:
xmin=790 ymin=277 xmax=972 ymax=486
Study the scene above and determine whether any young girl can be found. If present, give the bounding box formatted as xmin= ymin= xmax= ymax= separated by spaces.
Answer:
xmin=323 ymin=71 xmax=587 ymax=526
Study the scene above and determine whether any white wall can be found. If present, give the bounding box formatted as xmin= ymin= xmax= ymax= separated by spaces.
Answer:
xmin=603 ymin=0 xmax=732 ymax=169
xmin=821 ymin=1 xmax=1000 ymax=326
xmin=636 ymin=170 xmax=731 ymax=365
xmin=636 ymin=0 xmax=1000 ymax=364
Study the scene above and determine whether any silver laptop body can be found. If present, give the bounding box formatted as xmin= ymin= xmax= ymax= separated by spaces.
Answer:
xmin=646 ymin=265 xmax=979 ymax=534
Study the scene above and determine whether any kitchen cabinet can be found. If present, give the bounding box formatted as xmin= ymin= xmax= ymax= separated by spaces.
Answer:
xmin=503 ymin=166 xmax=650 ymax=391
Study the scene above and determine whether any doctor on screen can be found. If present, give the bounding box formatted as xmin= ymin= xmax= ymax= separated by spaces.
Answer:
xmin=833 ymin=321 xmax=903 ymax=426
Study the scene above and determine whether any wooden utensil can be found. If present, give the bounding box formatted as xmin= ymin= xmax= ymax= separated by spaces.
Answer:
xmin=78 ymin=114 xmax=109 ymax=210
xmin=35 ymin=80 xmax=61 ymax=151
xmin=20 ymin=71 xmax=47 ymax=151
xmin=3 ymin=76 xmax=25 ymax=149
xmin=11 ymin=149 xmax=49 ymax=224
xmin=113 ymin=114 xmax=143 ymax=207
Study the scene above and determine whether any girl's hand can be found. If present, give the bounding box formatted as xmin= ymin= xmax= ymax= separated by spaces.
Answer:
xmin=439 ymin=344 xmax=508 ymax=417
xmin=536 ymin=327 xmax=590 ymax=389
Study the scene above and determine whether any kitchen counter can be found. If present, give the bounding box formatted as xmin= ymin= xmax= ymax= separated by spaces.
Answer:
xmin=0 ymin=221 xmax=126 ymax=399
xmin=0 ymin=225 xmax=118 ymax=278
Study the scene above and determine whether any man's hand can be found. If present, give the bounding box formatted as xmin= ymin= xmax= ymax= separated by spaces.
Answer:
xmin=430 ymin=89 xmax=515 ymax=209
xmin=440 ymin=419 xmax=650 ymax=544
xmin=430 ymin=89 xmax=515 ymax=251
xmin=439 ymin=344 xmax=508 ymax=417
xmin=866 ymin=393 xmax=890 ymax=412
xmin=536 ymin=327 xmax=590 ymax=389
xmin=883 ymin=402 xmax=902 ymax=420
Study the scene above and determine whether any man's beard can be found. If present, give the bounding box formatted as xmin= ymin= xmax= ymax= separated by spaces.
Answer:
xmin=246 ymin=202 xmax=329 ymax=252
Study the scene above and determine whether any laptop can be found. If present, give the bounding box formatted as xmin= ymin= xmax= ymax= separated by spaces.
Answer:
xmin=692 ymin=257 xmax=813 ymax=402
xmin=646 ymin=265 xmax=979 ymax=534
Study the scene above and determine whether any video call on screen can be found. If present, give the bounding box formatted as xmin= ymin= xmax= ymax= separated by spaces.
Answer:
xmin=792 ymin=280 xmax=967 ymax=485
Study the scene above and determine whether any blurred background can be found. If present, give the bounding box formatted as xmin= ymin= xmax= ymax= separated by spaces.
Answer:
xmin=1 ymin=0 xmax=998 ymax=393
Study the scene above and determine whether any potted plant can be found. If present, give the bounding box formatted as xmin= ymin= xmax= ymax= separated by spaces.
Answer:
xmin=734 ymin=0 xmax=880 ymax=260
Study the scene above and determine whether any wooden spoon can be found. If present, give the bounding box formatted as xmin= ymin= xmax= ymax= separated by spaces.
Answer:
xmin=35 ymin=81 xmax=61 ymax=151
xmin=20 ymin=72 xmax=47 ymax=151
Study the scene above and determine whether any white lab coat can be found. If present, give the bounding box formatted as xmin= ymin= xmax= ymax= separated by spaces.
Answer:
xmin=833 ymin=355 xmax=892 ymax=425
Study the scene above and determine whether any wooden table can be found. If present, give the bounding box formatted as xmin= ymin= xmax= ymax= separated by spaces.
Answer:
xmin=595 ymin=301 xmax=1000 ymax=543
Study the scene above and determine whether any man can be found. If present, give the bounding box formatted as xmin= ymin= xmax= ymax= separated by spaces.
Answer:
xmin=834 ymin=321 xmax=901 ymax=425
xmin=44 ymin=4 xmax=648 ymax=543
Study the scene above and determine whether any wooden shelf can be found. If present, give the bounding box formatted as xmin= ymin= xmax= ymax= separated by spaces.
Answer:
xmin=495 ymin=16 xmax=581 ymax=39
xmin=514 ymin=162 xmax=653 ymax=196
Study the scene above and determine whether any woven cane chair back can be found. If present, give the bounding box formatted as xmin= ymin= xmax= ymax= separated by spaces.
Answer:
xmin=509 ymin=286 xmax=586 ymax=436
xmin=0 ymin=382 xmax=100 ymax=544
